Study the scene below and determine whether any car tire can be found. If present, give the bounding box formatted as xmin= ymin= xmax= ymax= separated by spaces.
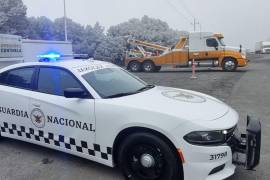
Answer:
xmin=154 ymin=66 xmax=162 ymax=72
xmin=222 ymin=58 xmax=237 ymax=71
xmin=142 ymin=61 xmax=155 ymax=72
xmin=118 ymin=132 xmax=182 ymax=180
xmin=129 ymin=61 xmax=142 ymax=72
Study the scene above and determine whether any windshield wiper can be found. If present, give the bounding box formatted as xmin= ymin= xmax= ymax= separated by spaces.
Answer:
xmin=136 ymin=84 xmax=155 ymax=92
xmin=104 ymin=84 xmax=155 ymax=99
xmin=105 ymin=92 xmax=136 ymax=99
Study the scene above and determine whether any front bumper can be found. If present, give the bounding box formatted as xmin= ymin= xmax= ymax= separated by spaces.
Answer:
xmin=237 ymin=58 xmax=248 ymax=67
xmin=228 ymin=115 xmax=261 ymax=170
xmin=182 ymin=116 xmax=261 ymax=180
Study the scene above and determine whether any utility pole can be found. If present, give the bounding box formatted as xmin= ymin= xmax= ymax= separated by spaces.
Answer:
xmin=63 ymin=0 xmax=68 ymax=41
xmin=193 ymin=18 xmax=200 ymax=32
xmin=193 ymin=18 xmax=196 ymax=32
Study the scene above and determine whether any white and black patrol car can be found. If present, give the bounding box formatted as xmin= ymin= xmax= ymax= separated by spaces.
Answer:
xmin=0 ymin=55 xmax=261 ymax=180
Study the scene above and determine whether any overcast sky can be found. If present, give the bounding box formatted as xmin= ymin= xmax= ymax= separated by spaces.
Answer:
xmin=22 ymin=0 xmax=270 ymax=50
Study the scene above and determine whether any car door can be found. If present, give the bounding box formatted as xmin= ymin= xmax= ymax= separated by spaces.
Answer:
xmin=28 ymin=66 xmax=96 ymax=159
xmin=0 ymin=67 xmax=36 ymax=140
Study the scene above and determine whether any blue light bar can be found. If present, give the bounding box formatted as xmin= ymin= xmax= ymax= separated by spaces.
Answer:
xmin=38 ymin=53 xmax=61 ymax=62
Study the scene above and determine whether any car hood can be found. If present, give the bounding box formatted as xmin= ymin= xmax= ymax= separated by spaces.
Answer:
xmin=118 ymin=86 xmax=229 ymax=122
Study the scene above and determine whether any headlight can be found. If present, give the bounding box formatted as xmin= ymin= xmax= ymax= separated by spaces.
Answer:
xmin=184 ymin=130 xmax=227 ymax=146
xmin=241 ymin=54 xmax=246 ymax=59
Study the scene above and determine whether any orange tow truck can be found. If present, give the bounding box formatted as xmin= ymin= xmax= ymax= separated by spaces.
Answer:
xmin=125 ymin=32 xmax=247 ymax=72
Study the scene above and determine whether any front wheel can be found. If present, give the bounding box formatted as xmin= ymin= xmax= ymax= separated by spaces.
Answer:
xmin=222 ymin=58 xmax=237 ymax=71
xmin=118 ymin=133 xmax=182 ymax=180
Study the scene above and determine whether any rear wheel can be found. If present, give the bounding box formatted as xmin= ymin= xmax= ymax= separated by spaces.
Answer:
xmin=142 ymin=61 xmax=155 ymax=72
xmin=118 ymin=133 xmax=182 ymax=180
xmin=222 ymin=58 xmax=237 ymax=71
xmin=129 ymin=61 xmax=141 ymax=72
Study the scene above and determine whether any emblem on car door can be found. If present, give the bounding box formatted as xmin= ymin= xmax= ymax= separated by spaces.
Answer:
xmin=30 ymin=108 xmax=45 ymax=128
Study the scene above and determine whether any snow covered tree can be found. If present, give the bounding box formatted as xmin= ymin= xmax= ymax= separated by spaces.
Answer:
xmin=54 ymin=17 xmax=86 ymax=54
xmin=107 ymin=15 xmax=179 ymax=46
xmin=94 ymin=36 xmax=127 ymax=65
xmin=83 ymin=22 xmax=106 ymax=57
xmin=95 ymin=15 xmax=180 ymax=62
xmin=26 ymin=16 xmax=55 ymax=40
xmin=0 ymin=0 xmax=28 ymax=36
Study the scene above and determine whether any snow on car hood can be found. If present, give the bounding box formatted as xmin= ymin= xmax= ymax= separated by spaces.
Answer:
xmin=118 ymin=86 xmax=229 ymax=122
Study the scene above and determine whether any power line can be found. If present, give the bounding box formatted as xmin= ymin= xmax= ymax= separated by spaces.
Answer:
xmin=175 ymin=0 xmax=202 ymax=32
xmin=163 ymin=0 xmax=202 ymax=32
xmin=163 ymin=0 xmax=193 ymax=24
xmin=176 ymin=0 xmax=195 ymax=19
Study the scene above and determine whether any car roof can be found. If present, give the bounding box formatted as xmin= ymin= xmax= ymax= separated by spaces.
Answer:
xmin=0 ymin=59 xmax=117 ymax=74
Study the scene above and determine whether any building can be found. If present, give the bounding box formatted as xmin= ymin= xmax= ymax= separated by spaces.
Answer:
xmin=255 ymin=41 xmax=270 ymax=54
xmin=0 ymin=34 xmax=73 ymax=68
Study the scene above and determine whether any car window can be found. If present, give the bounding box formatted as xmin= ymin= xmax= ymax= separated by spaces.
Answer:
xmin=38 ymin=67 xmax=83 ymax=96
xmin=0 ymin=67 xmax=34 ymax=89
xmin=83 ymin=68 xmax=147 ymax=98
xmin=0 ymin=73 xmax=6 ymax=84
xmin=206 ymin=38 xmax=218 ymax=47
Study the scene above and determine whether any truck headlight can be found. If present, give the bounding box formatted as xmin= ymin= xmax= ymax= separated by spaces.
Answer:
xmin=184 ymin=130 xmax=226 ymax=145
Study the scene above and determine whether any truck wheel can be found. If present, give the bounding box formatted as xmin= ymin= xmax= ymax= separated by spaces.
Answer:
xmin=222 ymin=58 xmax=237 ymax=71
xmin=118 ymin=132 xmax=182 ymax=180
xmin=129 ymin=61 xmax=141 ymax=72
xmin=142 ymin=61 xmax=155 ymax=72
xmin=154 ymin=66 xmax=162 ymax=72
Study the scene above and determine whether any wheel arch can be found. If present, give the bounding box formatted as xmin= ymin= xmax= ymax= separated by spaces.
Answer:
xmin=143 ymin=59 xmax=155 ymax=65
xmin=112 ymin=126 xmax=184 ymax=175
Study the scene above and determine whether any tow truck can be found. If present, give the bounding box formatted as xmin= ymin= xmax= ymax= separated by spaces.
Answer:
xmin=0 ymin=54 xmax=260 ymax=180
xmin=125 ymin=32 xmax=248 ymax=72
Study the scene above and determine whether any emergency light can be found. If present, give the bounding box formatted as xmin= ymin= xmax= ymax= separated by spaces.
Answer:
xmin=37 ymin=53 xmax=61 ymax=62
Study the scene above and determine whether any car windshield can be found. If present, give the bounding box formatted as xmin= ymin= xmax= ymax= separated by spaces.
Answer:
xmin=218 ymin=38 xmax=226 ymax=46
xmin=82 ymin=68 xmax=153 ymax=98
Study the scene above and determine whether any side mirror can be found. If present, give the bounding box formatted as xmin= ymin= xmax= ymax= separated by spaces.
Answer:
xmin=64 ymin=88 xmax=89 ymax=99
xmin=214 ymin=42 xmax=219 ymax=50
xmin=239 ymin=44 xmax=242 ymax=53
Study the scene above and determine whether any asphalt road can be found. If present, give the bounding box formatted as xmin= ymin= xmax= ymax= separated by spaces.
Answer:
xmin=0 ymin=54 xmax=269 ymax=180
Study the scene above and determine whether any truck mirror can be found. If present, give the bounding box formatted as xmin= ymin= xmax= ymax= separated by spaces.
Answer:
xmin=214 ymin=41 xmax=219 ymax=50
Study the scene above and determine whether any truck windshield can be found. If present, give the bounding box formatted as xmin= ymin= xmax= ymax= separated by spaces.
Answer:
xmin=82 ymin=68 xmax=152 ymax=98
xmin=218 ymin=38 xmax=226 ymax=46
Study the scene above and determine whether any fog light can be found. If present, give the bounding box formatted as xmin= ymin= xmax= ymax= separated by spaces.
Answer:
xmin=209 ymin=164 xmax=225 ymax=175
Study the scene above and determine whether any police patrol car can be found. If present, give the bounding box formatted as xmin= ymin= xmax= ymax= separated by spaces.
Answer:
xmin=0 ymin=54 xmax=261 ymax=180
